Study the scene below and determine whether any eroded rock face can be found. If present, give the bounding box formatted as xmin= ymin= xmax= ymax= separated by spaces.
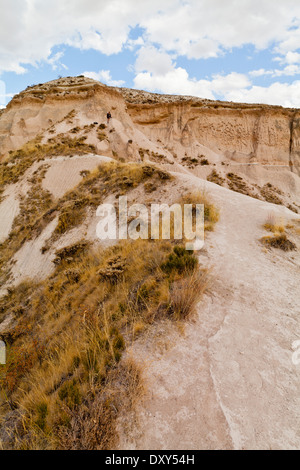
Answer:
xmin=124 ymin=95 xmax=300 ymax=174
xmin=0 ymin=76 xmax=127 ymax=156
xmin=291 ymin=116 xmax=300 ymax=174
xmin=0 ymin=77 xmax=299 ymax=176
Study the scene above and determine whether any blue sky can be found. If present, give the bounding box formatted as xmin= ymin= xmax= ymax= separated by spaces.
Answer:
xmin=1 ymin=0 xmax=300 ymax=108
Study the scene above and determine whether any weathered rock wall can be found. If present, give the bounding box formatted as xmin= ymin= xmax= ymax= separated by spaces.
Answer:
xmin=1 ymin=78 xmax=299 ymax=175
xmin=126 ymin=100 xmax=300 ymax=174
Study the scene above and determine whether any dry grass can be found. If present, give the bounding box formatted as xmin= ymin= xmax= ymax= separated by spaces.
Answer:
xmin=0 ymin=141 xmax=217 ymax=449
xmin=181 ymin=156 xmax=200 ymax=168
xmin=260 ymin=233 xmax=296 ymax=251
xmin=0 ymin=160 xmax=171 ymax=282
xmin=180 ymin=191 xmax=219 ymax=232
xmin=261 ymin=214 xmax=296 ymax=251
xmin=263 ymin=213 xmax=285 ymax=234
xmin=169 ymin=269 xmax=209 ymax=320
xmin=207 ymin=170 xmax=225 ymax=186
xmin=260 ymin=183 xmax=283 ymax=205
xmin=227 ymin=172 xmax=257 ymax=198
xmin=0 ymin=136 xmax=96 ymax=195
xmin=57 ymin=359 xmax=144 ymax=450
xmin=0 ymin=236 xmax=207 ymax=449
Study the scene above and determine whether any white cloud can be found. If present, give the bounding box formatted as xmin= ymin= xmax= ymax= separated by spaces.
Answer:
xmin=249 ymin=64 xmax=300 ymax=78
xmin=133 ymin=46 xmax=250 ymax=98
xmin=134 ymin=60 xmax=250 ymax=100
xmin=134 ymin=58 xmax=300 ymax=108
xmin=272 ymin=65 xmax=300 ymax=77
xmin=249 ymin=69 xmax=273 ymax=78
xmin=210 ymin=72 xmax=251 ymax=94
xmin=135 ymin=46 xmax=174 ymax=75
xmin=48 ymin=52 xmax=67 ymax=71
xmin=1 ymin=1 xmax=300 ymax=107
xmin=274 ymin=25 xmax=300 ymax=55
xmin=1 ymin=1 xmax=300 ymax=74
xmin=284 ymin=51 xmax=300 ymax=64
xmin=224 ymin=81 xmax=300 ymax=108
xmin=83 ymin=70 xmax=125 ymax=87
xmin=0 ymin=0 xmax=175 ymax=74
xmin=135 ymin=68 xmax=214 ymax=99
xmin=126 ymin=37 xmax=145 ymax=51
xmin=140 ymin=0 xmax=300 ymax=59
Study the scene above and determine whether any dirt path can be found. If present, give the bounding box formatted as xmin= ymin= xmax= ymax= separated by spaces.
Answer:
xmin=119 ymin=174 xmax=300 ymax=450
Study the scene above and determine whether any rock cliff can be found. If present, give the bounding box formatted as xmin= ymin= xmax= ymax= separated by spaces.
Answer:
xmin=0 ymin=77 xmax=299 ymax=176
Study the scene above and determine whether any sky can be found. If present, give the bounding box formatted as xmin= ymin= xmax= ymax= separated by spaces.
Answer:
xmin=1 ymin=0 xmax=300 ymax=108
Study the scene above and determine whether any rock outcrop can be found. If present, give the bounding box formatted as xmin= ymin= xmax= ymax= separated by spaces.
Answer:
xmin=0 ymin=77 xmax=299 ymax=176
xmin=120 ymin=87 xmax=300 ymax=174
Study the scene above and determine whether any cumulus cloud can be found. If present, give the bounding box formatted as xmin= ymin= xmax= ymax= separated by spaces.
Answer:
xmin=249 ymin=65 xmax=300 ymax=78
xmin=133 ymin=53 xmax=300 ymax=108
xmin=83 ymin=70 xmax=125 ymax=87
xmin=140 ymin=0 xmax=300 ymax=59
xmin=134 ymin=58 xmax=250 ymax=100
xmin=1 ymin=1 xmax=300 ymax=107
xmin=48 ymin=52 xmax=67 ymax=71
xmin=133 ymin=45 xmax=251 ymax=98
xmin=135 ymin=46 xmax=174 ymax=76
xmin=225 ymin=81 xmax=300 ymax=108
xmin=134 ymin=68 xmax=214 ymax=98
xmin=1 ymin=0 xmax=300 ymax=74
xmin=0 ymin=0 xmax=174 ymax=74
xmin=284 ymin=51 xmax=300 ymax=64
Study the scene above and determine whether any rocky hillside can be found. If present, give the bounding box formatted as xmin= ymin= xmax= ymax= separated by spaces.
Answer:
xmin=2 ymin=76 xmax=300 ymax=173
xmin=1 ymin=76 xmax=299 ymax=210
xmin=0 ymin=76 xmax=299 ymax=450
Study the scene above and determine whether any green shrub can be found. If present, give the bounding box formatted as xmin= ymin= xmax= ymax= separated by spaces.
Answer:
xmin=161 ymin=245 xmax=198 ymax=275
xmin=35 ymin=402 xmax=48 ymax=431
xmin=58 ymin=379 xmax=82 ymax=409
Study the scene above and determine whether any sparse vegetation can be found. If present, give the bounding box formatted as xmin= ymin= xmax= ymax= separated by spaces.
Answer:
xmin=70 ymin=127 xmax=81 ymax=134
xmin=261 ymin=215 xmax=297 ymax=251
xmin=0 ymin=137 xmax=96 ymax=196
xmin=207 ymin=170 xmax=225 ymax=186
xmin=261 ymin=233 xmax=296 ymax=251
xmin=0 ymin=160 xmax=172 ymax=283
xmin=0 ymin=122 xmax=218 ymax=449
xmin=144 ymin=181 xmax=157 ymax=193
xmin=138 ymin=148 xmax=149 ymax=161
xmin=0 ymin=236 xmax=207 ymax=449
xmin=0 ymin=182 xmax=54 ymax=283
xmin=263 ymin=214 xmax=285 ymax=234
xmin=260 ymin=183 xmax=283 ymax=205
xmin=97 ymin=132 xmax=107 ymax=142
xmin=227 ymin=172 xmax=257 ymax=197
xmin=181 ymin=156 xmax=200 ymax=168
xmin=180 ymin=191 xmax=219 ymax=232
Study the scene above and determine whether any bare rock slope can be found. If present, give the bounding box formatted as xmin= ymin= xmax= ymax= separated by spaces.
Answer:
xmin=118 ymin=176 xmax=300 ymax=450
